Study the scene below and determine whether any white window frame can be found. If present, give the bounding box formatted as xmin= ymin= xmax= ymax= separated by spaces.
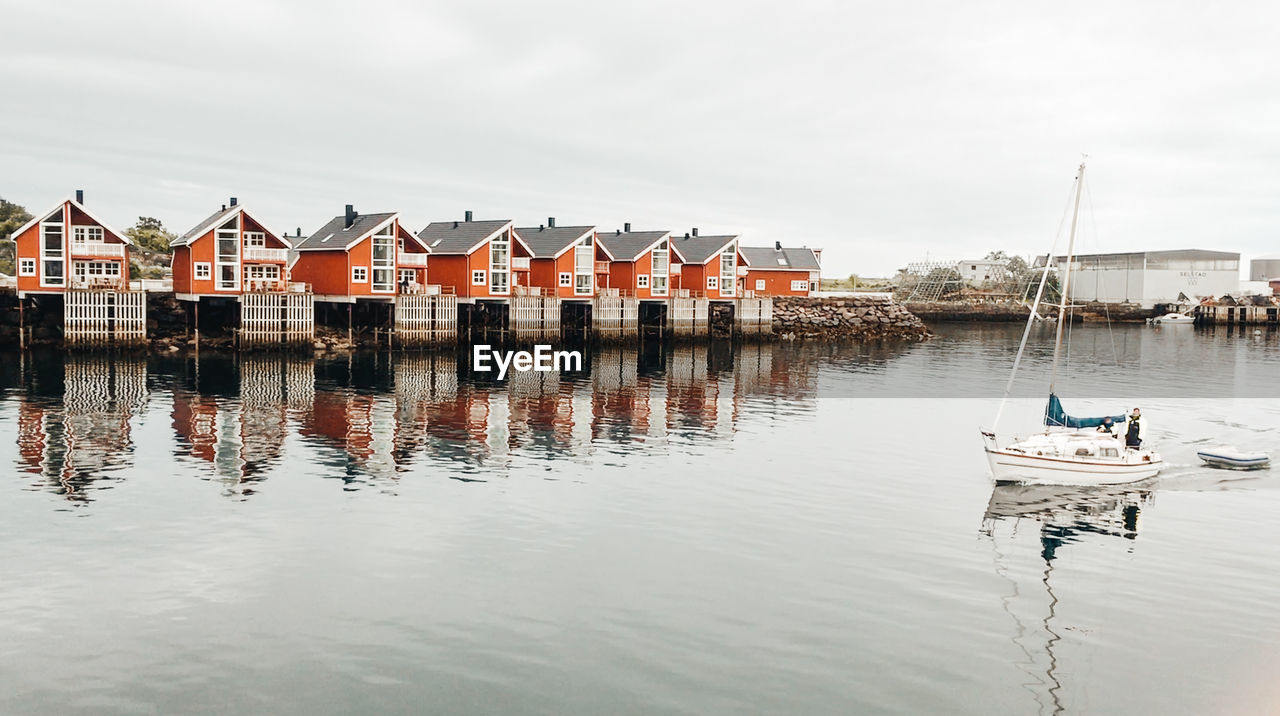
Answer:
xmin=650 ymin=241 xmax=669 ymax=297
xmin=243 ymin=231 xmax=266 ymax=248
xmin=719 ymin=248 xmax=736 ymax=297
xmin=791 ymin=280 xmax=810 ymax=292
xmin=39 ymin=209 xmax=65 ymax=288
xmin=472 ymin=269 xmax=486 ymax=285
xmin=72 ymin=225 xmax=104 ymax=243
xmin=370 ymin=223 xmax=396 ymax=293
xmin=215 ymin=216 xmax=240 ymax=291
xmin=755 ymin=279 xmax=766 ymax=291
xmin=573 ymin=238 xmax=594 ymax=296
xmin=352 ymin=266 xmax=368 ymax=283
xmin=243 ymin=264 xmax=280 ymax=281
xmin=706 ymin=275 xmax=718 ymax=291
xmin=398 ymin=268 xmax=417 ymax=288
xmin=559 ymin=272 xmax=572 ymax=287
xmin=637 ymin=274 xmax=649 ymax=289
xmin=489 ymin=232 xmax=510 ymax=294
xmin=18 ymin=258 xmax=36 ymax=276
xmin=194 ymin=262 xmax=211 ymax=280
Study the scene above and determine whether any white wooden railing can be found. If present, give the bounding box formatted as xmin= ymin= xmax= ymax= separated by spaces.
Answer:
xmin=71 ymin=242 xmax=126 ymax=258
xmin=511 ymin=257 xmax=531 ymax=270
xmin=670 ymin=264 xmax=682 ymax=275
xmin=595 ymin=261 xmax=611 ymax=273
xmin=242 ymin=247 xmax=289 ymax=262
xmin=72 ymin=277 xmax=127 ymax=290
xmin=398 ymin=252 xmax=429 ymax=267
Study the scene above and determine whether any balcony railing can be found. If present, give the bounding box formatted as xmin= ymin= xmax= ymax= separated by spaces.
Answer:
xmin=244 ymin=278 xmax=287 ymax=293
xmin=513 ymin=285 xmax=545 ymax=297
xmin=595 ymin=261 xmax=611 ymax=273
xmin=511 ymin=257 xmax=531 ymax=270
xmin=70 ymin=242 xmax=125 ymax=258
xmin=670 ymin=264 xmax=682 ymax=275
xmin=736 ymin=266 xmax=749 ymax=276
xmin=398 ymin=252 xmax=429 ymax=267
xmin=400 ymin=282 xmax=444 ymax=296
xmin=242 ymin=247 xmax=289 ymax=262
xmin=71 ymin=277 xmax=127 ymax=290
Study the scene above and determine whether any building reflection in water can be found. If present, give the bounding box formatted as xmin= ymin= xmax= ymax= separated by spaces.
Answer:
xmin=982 ymin=483 xmax=1154 ymax=715
xmin=171 ymin=354 xmax=314 ymax=497
xmin=16 ymin=354 xmax=148 ymax=502
xmin=9 ymin=342 xmax=822 ymax=498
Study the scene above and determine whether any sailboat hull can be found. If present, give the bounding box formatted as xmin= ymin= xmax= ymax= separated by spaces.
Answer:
xmin=985 ymin=447 xmax=1163 ymax=486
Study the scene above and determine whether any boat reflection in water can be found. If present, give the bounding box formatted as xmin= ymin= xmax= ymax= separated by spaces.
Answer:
xmin=982 ymin=482 xmax=1155 ymax=715
xmin=9 ymin=343 xmax=822 ymax=502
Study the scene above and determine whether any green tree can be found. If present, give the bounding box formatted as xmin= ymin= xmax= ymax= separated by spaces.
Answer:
xmin=0 ymin=197 xmax=33 ymax=275
xmin=125 ymin=216 xmax=176 ymax=253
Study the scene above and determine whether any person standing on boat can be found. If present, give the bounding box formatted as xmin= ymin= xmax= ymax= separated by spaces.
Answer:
xmin=1123 ymin=408 xmax=1145 ymax=449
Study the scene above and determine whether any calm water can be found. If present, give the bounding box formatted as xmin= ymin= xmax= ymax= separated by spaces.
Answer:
xmin=2 ymin=325 xmax=1279 ymax=715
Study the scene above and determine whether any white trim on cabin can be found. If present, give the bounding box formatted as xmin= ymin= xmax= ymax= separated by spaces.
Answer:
xmin=194 ymin=262 xmax=211 ymax=279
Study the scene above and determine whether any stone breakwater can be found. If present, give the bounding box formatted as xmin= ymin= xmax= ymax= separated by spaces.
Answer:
xmin=905 ymin=300 xmax=1160 ymax=323
xmin=771 ymin=297 xmax=930 ymax=341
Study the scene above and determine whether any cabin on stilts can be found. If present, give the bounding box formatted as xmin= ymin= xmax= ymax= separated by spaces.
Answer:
xmin=171 ymin=198 xmax=314 ymax=347
xmin=9 ymin=191 xmax=145 ymax=346
xmin=419 ymin=213 xmax=535 ymax=342
xmin=515 ymin=218 xmax=602 ymax=340
xmin=291 ymin=205 xmax=450 ymax=347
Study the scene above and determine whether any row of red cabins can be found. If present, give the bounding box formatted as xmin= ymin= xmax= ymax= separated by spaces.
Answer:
xmin=10 ymin=195 xmax=822 ymax=300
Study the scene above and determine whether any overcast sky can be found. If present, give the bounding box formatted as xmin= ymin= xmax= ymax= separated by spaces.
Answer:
xmin=3 ymin=0 xmax=1277 ymax=276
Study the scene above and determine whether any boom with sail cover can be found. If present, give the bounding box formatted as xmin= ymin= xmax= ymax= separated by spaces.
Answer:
xmin=1043 ymin=393 xmax=1124 ymax=429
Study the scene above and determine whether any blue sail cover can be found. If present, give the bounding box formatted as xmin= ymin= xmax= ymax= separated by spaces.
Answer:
xmin=1044 ymin=393 xmax=1125 ymax=428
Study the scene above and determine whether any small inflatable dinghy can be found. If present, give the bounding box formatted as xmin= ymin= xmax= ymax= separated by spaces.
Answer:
xmin=1197 ymin=446 xmax=1271 ymax=469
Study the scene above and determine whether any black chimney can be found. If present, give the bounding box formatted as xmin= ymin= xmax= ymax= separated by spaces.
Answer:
xmin=230 ymin=197 xmax=238 ymax=207
xmin=464 ymin=210 xmax=473 ymax=222
xmin=75 ymin=189 xmax=84 ymax=204
xmin=775 ymin=241 xmax=782 ymax=251
xmin=345 ymin=204 xmax=356 ymax=229
xmin=615 ymin=229 xmax=621 ymax=236
xmin=296 ymin=227 xmax=302 ymax=237
xmin=624 ymin=222 xmax=631 ymax=233
xmin=692 ymin=227 xmax=699 ymax=237
xmin=548 ymin=217 xmax=556 ymax=228
xmin=538 ymin=224 xmax=544 ymax=231
xmin=684 ymin=232 xmax=690 ymax=239
xmin=221 ymin=204 xmax=226 ymax=211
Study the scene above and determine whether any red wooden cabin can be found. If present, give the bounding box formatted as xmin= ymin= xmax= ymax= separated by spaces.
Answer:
xmin=671 ymin=231 xmax=740 ymax=299
xmin=596 ymin=226 xmax=674 ymax=299
xmin=171 ymin=198 xmax=294 ymax=298
xmin=515 ymin=218 xmax=600 ymax=298
xmin=10 ymin=191 xmax=131 ymax=297
xmin=289 ymin=205 xmax=430 ymax=302
xmin=420 ymin=213 xmax=532 ymax=299
xmin=739 ymin=243 xmax=822 ymax=296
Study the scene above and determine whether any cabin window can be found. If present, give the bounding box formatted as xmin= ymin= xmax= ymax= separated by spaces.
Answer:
xmin=352 ymin=266 xmax=368 ymax=283
xmin=637 ymin=274 xmax=649 ymax=288
xmin=791 ymin=280 xmax=809 ymax=292
xmin=472 ymin=270 xmax=486 ymax=285
xmin=398 ymin=269 xmax=416 ymax=288
xmin=721 ymin=248 xmax=742 ymax=295
xmin=215 ymin=218 xmax=240 ymax=290
xmin=706 ymin=275 xmax=718 ymax=291
xmin=73 ymin=226 xmax=104 ymax=243
xmin=489 ymin=232 xmax=510 ymax=293
xmin=574 ymin=240 xmax=593 ymax=295
xmin=243 ymin=264 xmax=279 ymax=281
xmin=559 ymin=272 xmax=572 ymax=287
xmin=243 ymin=231 xmax=265 ymax=248
xmin=371 ymin=223 xmax=395 ymax=292
xmin=1101 ymin=447 xmax=1119 ymax=458
xmin=40 ymin=213 xmax=65 ymax=287
xmin=195 ymin=262 xmax=211 ymax=279
xmin=651 ymin=241 xmax=669 ymax=296
xmin=1074 ymin=447 xmax=1094 ymax=456
xmin=755 ymin=279 xmax=766 ymax=291
xmin=19 ymin=258 xmax=36 ymax=276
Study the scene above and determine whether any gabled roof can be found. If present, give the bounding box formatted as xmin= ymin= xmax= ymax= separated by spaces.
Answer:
xmin=739 ymin=246 xmax=821 ymax=271
xmin=171 ymin=204 xmax=294 ymax=249
xmin=514 ymin=225 xmax=595 ymax=259
xmin=418 ymin=219 xmax=530 ymax=255
xmin=671 ymin=234 xmax=738 ymax=265
xmin=295 ymin=212 xmax=402 ymax=252
xmin=7 ymin=195 xmax=133 ymax=245
xmin=596 ymin=230 xmax=671 ymax=262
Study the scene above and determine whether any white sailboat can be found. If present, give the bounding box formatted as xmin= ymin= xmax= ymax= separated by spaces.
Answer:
xmin=981 ymin=162 xmax=1163 ymax=485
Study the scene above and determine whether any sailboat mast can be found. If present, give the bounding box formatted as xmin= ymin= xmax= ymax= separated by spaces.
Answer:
xmin=1049 ymin=162 xmax=1085 ymax=394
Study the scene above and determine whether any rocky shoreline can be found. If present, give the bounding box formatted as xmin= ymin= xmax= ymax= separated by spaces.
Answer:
xmin=771 ymin=296 xmax=930 ymax=341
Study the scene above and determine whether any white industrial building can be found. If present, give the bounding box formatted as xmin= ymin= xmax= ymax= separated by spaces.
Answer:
xmin=1250 ymin=256 xmax=1280 ymax=281
xmin=955 ymin=259 xmax=1008 ymax=284
xmin=1050 ymin=249 xmax=1240 ymax=307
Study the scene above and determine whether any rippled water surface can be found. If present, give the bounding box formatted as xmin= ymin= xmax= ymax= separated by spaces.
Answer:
xmin=2 ymin=324 xmax=1279 ymax=714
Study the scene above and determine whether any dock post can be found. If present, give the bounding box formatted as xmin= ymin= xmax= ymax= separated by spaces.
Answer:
xmin=347 ymin=304 xmax=353 ymax=345
xmin=194 ymin=299 xmax=200 ymax=349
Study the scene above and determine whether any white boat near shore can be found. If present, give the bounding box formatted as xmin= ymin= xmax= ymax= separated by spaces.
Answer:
xmin=1150 ymin=312 xmax=1195 ymax=325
